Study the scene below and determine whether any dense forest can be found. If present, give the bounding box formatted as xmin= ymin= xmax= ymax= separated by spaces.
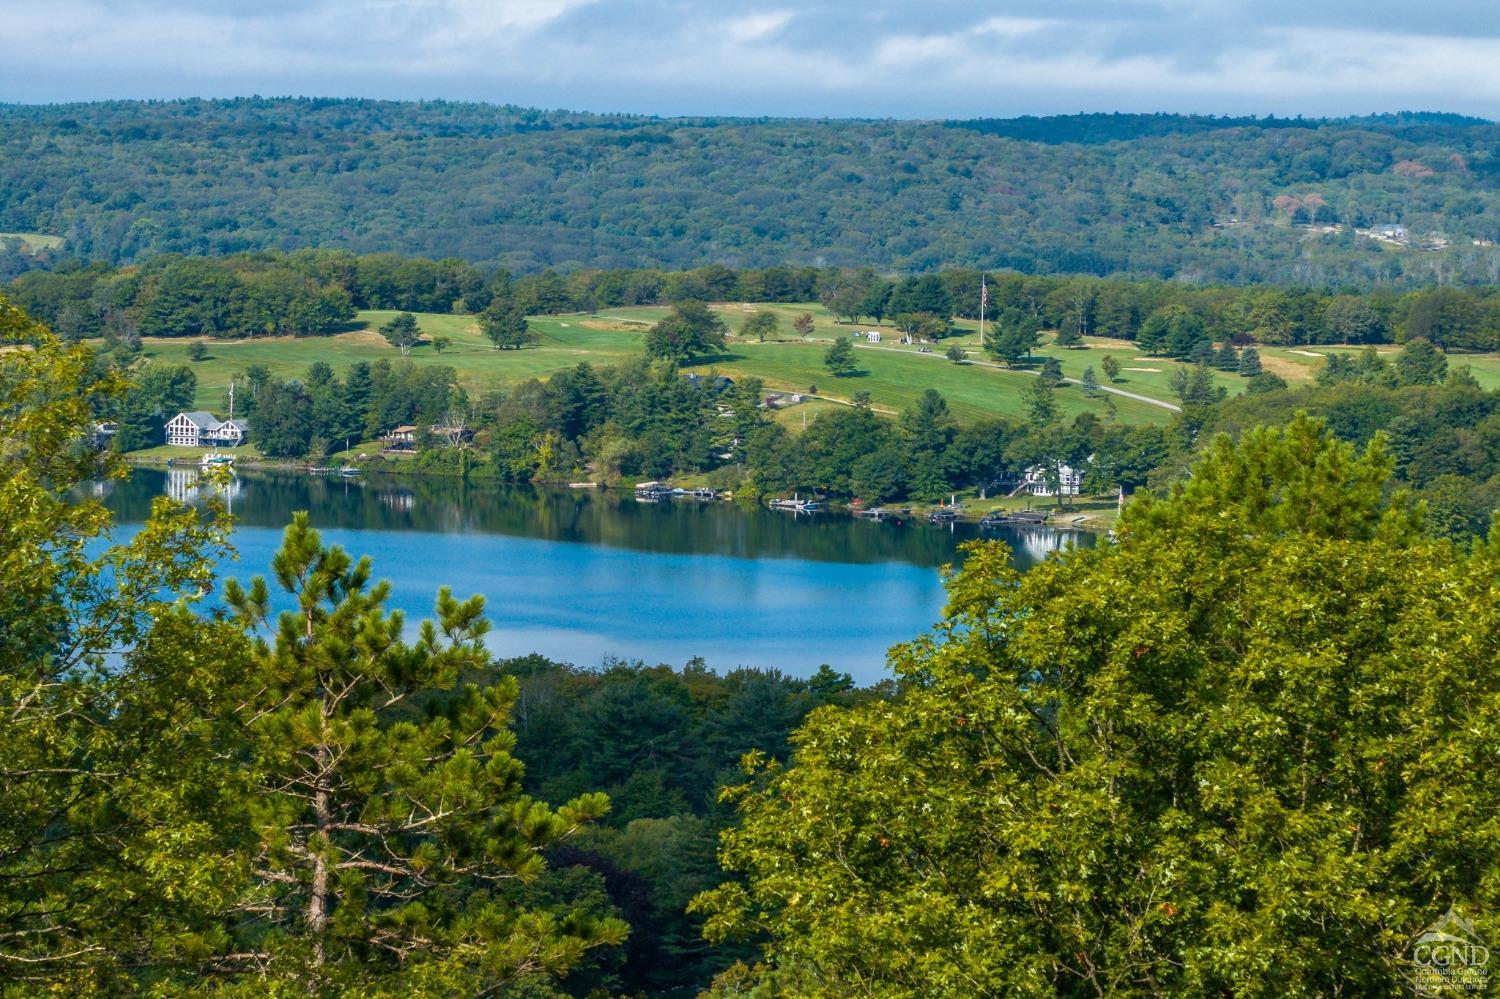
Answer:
xmin=4 ymin=100 xmax=1500 ymax=284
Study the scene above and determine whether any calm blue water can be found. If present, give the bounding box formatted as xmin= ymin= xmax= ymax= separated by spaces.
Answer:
xmin=104 ymin=469 xmax=1091 ymax=683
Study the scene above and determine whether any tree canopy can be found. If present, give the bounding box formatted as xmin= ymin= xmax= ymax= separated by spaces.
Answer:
xmin=695 ymin=415 xmax=1500 ymax=996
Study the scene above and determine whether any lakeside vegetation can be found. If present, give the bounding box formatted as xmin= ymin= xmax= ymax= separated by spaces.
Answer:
xmin=6 ymin=292 xmax=1498 ymax=996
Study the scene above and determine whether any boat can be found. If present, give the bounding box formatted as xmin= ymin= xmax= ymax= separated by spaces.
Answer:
xmin=853 ymin=507 xmax=887 ymax=521
xmin=634 ymin=480 xmax=672 ymax=501
xmin=200 ymin=452 xmax=236 ymax=468
xmin=927 ymin=508 xmax=963 ymax=524
xmin=979 ymin=510 xmax=1049 ymax=528
xmin=337 ymin=466 xmax=362 ymax=478
xmin=769 ymin=494 xmax=822 ymax=513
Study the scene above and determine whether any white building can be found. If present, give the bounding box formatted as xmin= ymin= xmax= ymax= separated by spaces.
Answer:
xmin=1023 ymin=462 xmax=1084 ymax=497
xmin=165 ymin=411 xmax=249 ymax=448
xmin=864 ymin=330 xmax=881 ymax=343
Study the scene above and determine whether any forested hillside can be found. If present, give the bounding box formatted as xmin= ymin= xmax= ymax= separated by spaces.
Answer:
xmin=3 ymin=100 xmax=1500 ymax=284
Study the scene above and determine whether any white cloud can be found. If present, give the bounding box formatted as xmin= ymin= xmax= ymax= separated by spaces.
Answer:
xmin=2 ymin=0 xmax=1498 ymax=117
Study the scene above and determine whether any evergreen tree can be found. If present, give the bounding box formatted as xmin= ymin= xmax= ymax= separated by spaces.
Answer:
xmin=1213 ymin=339 xmax=1239 ymax=370
xmin=1038 ymin=356 xmax=1063 ymax=384
xmin=823 ymin=337 xmax=858 ymax=377
xmin=1053 ymin=324 xmax=1083 ymax=348
xmin=1394 ymin=337 xmax=1448 ymax=386
xmin=222 ymin=515 xmax=626 ymax=990
xmin=1236 ymin=345 xmax=1263 ymax=377
xmin=1080 ymin=365 xmax=1100 ymax=396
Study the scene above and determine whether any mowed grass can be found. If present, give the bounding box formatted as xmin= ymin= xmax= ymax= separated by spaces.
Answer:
xmin=0 ymin=231 xmax=63 ymax=252
xmin=141 ymin=310 xmax=646 ymax=409
xmin=1259 ymin=345 xmax=1500 ymax=391
xmin=132 ymin=304 xmax=1171 ymax=425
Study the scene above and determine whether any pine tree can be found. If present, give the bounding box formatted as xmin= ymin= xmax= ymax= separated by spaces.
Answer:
xmin=1237 ymin=346 xmax=1263 ymax=377
xmin=824 ymin=337 xmax=857 ymax=376
xmin=1213 ymin=339 xmax=1239 ymax=371
xmin=1054 ymin=325 xmax=1083 ymax=348
xmin=1080 ymin=365 xmax=1100 ymax=396
xmin=223 ymin=515 xmax=625 ymax=990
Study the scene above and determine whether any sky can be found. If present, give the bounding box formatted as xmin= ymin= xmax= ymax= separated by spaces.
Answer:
xmin=3 ymin=0 xmax=1498 ymax=119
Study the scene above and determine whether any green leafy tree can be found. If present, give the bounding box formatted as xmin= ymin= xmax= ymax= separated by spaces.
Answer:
xmin=1020 ymin=375 xmax=1056 ymax=425
xmin=1138 ymin=304 xmax=1207 ymax=359
xmin=858 ymin=281 xmax=892 ymax=324
xmin=647 ymin=301 xmax=728 ymax=362
xmin=945 ymin=344 xmax=966 ymax=364
xmin=823 ymin=337 xmax=858 ymax=377
xmin=1053 ymin=324 xmax=1083 ymax=348
xmin=0 ymin=295 xmax=249 ymax=991
xmin=740 ymin=310 xmax=779 ymax=343
xmin=380 ymin=311 xmax=422 ymax=355
xmin=115 ymin=363 xmax=198 ymax=451
xmin=222 ymin=515 xmax=626 ymax=990
xmin=696 ymin=417 xmax=1500 ymax=997
xmin=987 ymin=322 xmax=1040 ymax=367
xmin=479 ymin=301 xmax=539 ymax=350
xmin=432 ymin=335 xmax=451 ymax=353
xmin=1101 ymin=353 xmax=1122 ymax=382
xmin=188 ymin=340 xmax=208 ymax=362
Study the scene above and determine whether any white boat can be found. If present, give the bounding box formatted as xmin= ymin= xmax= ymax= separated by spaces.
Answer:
xmin=200 ymin=452 xmax=236 ymax=468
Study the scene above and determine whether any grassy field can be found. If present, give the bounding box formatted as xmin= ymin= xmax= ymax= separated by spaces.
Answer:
xmin=132 ymin=303 xmax=1219 ymax=426
xmin=1257 ymin=345 xmax=1500 ymax=390
xmin=0 ymin=231 xmax=64 ymax=252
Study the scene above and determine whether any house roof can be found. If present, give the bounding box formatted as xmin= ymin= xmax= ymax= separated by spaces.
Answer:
xmin=174 ymin=411 xmax=219 ymax=430
xmin=214 ymin=419 xmax=249 ymax=433
xmin=390 ymin=425 xmax=418 ymax=434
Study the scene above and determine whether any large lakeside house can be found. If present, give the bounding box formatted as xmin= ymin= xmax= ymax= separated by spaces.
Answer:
xmin=165 ymin=411 xmax=250 ymax=448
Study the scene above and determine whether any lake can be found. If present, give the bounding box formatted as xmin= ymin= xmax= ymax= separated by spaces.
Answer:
xmin=103 ymin=468 xmax=1092 ymax=684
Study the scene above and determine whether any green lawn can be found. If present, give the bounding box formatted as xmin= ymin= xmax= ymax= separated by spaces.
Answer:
xmin=1260 ymin=345 xmax=1500 ymax=391
xmin=132 ymin=304 xmax=1174 ymax=426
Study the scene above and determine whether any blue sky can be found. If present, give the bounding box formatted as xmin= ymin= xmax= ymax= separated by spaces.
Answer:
xmin=4 ymin=0 xmax=1497 ymax=118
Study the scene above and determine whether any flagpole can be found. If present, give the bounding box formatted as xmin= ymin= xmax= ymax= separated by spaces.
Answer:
xmin=979 ymin=276 xmax=987 ymax=349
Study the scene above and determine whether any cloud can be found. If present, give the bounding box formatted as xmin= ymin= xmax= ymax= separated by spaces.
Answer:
xmin=2 ymin=0 xmax=1498 ymax=117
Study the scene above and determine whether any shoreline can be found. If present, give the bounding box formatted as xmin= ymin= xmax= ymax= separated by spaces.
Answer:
xmin=124 ymin=453 xmax=1115 ymax=533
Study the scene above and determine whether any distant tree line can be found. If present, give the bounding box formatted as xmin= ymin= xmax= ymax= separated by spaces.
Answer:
xmin=14 ymin=251 xmax=1500 ymax=352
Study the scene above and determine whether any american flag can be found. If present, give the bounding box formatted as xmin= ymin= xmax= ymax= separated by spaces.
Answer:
xmin=980 ymin=277 xmax=987 ymax=309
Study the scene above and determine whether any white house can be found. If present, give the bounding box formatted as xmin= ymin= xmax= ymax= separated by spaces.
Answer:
xmin=1023 ymin=462 xmax=1084 ymax=497
xmin=864 ymin=330 xmax=881 ymax=343
xmin=165 ymin=412 xmax=249 ymax=448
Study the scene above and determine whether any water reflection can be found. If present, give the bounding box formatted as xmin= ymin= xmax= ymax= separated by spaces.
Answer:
xmin=107 ymin=468 xmax=1093 ymax=571
xmin=98 ymin=468 xmax=1095 ymax=679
